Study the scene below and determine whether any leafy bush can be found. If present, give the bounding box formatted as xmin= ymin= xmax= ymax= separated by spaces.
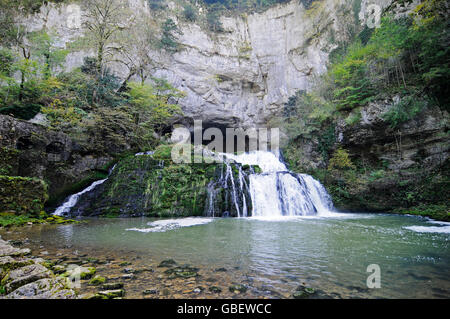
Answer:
xmin=328 ymin=148 xmax=356 ymax=171
xmin=382 ymin=95 xmax=426 ymax=128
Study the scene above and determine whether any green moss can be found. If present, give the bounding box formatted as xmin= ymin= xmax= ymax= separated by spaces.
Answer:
xmin=86 ymin=154 xmax=225 ymax=217
xmin=0 ymin=213 xmax=77 ymax=228
xmin=0 ymin=147 xmax=20 ymax=176
xmin=395 ymin=204 xmax=450 ymax=222
xmin=88 ymin=275 xmax=106 ymax=286
xmin=0 ymin=175 xmax=48 ymax=215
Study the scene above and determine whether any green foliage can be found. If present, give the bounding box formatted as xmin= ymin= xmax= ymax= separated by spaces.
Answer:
xmin=396 ymin=204 xmax=450 ymax=222
xmin=183 ymin=3 xmax=197 ymax=22
xmin=382 ymin=95 xmax=427 ymax=128
xmin=206 ymin=4 xmax=225 ymax=32
xmin=273 ymin=90 xmax=335 ymax=141
xmin=159 ymin=18 xmax=183 ymax=53
xmin=126 ymin=80 xmax=184 ymax=149
xmin=328 ymin=148 xmax=356 ymax=171
xmin=201 ymin=0 xmax=291 ymax=13
xmin=147 ymin=0 xmax=166 ymax=10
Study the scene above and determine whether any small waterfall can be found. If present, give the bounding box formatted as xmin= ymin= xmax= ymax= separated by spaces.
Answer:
xmin=53 ymin=165 xmax=116 ymax=216
xmin=224 ymin=151 xmax=334 ymax=217
xmin=204 ymin=160 xmax=251 ymax=218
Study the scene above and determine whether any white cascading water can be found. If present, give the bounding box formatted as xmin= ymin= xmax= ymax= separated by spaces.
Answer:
xmin=53 ymin=165 xmax=116 ymax=216
xmin=225 ymin=151 xmax=334 ymax=217
xmin=53 ymin=179 xmax=107 ymax=216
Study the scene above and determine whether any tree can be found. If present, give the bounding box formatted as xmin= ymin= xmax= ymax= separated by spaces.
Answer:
xmin=127 ymin=79 xmax=184 ymax=144
xmin=83 ymin=0 xmax=131 ymax=74
xmin=28 ymin=31 xmax=68 ymax=79
xmin=159 ymin=18 xmax=183 ymax=53
xmin=113 ymin=14 xmax=158 ymax=90
xmin=206 ymin=4 xmax=224 ymax=32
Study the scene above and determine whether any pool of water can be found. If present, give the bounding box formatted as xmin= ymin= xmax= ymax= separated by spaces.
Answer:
xmin=1 ymin=212 xmax=449 ymax=298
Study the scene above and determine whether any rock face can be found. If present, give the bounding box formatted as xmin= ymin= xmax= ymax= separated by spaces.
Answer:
xmin=285 ymin=97 xmax=449 ymax=213
xmin=0 ymin=114 xmax=124 ymax=203
xmin=0 ymin=236 xmax=77 ymax=299
xmin=338 ymin=100 xmax=449 ymax=172
xmin=22 ymin=0 xmax=360 ymax=128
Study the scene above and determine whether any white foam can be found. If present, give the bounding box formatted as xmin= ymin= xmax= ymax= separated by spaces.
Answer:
xmin=404 ymin=225 xmax=450 ymax=234
xmin=126 ymin=217 xmax=214 ymax=233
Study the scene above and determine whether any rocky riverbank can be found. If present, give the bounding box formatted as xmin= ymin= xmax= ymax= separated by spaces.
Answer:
xmin=0 ymin=236 xmax=76 ymax=298
xmin=0 ymin=223 xmax=337 ymax=299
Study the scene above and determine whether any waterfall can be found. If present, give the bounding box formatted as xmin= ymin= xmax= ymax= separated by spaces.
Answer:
xmin=224 ymin=151 xmax=334 ymax=217
xmin=53 ymin=165 xmax=116 ymax=216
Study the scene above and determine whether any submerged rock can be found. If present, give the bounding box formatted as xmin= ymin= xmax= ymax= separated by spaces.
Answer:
xmin=229 ymin=284 xmax=248 ymax=294
xmin=97 ymin=289 xmax=125 ymax=299
xmin=102 ymin=283 xmax=123 ymax=290
xmin=143 ymin=288 xmax=158 ymax=295
xmin=158 ymin=259 xmax=177 ymax=268
xmin=209 ymin=286 xmax=222 ymax=293
xmin=164 ymin=265 xmax=199 ymax=279
xmin=292 ymin=285 xmax=316 ymax=299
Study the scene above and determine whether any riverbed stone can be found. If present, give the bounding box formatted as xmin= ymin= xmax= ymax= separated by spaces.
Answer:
xmin=102 ymin=282 xmax=124 ymax=290
xmin=97 ymin=289 xmax=125 ymax=299
xmin=4 ymin=278 xmax=76 ymax=299
xmin=229 ymin=284 xmax=247 ymax=294
xmin=88 ymin=275 xmax=106 ymax=286
xmin=2 ymin=263 xmax=51 ymax=293
xmin=292 ymin=285 xmax=316 ymax=299
xmin=143 ymin=288 xmax=158 ymax=295
xmin=0 ymin=256 xmax=33 ymax=271
xmin=158 ymin=259 xmax=177 ymax=268
xmin=209 ymin=286 xmax=222 ymax=293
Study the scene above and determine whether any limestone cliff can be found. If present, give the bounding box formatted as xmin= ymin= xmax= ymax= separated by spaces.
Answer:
xmin=21 ymin=0 xmax=361 ymax=128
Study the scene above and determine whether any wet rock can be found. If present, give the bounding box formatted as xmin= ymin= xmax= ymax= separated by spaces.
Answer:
xmin=194 ymin=286 xmax=204 ymax=293
xmin=121 ymin=274 xmax=134 ymax=280
xmin=229 ymin=284 xmax=248 ymax=294
xmin=102 ymin=283 xmax=123 ymax=290
xmin=164 ymin=265 xmax=199 ymax=279
xmin=209 ymin=286 xmax=222 ymax=293
xmin=2 ymin=263 xmax=51 ymax=293
xmin=292 ymin=285 xmax=316 ymax=299
xmin=97 ymin=289 xmax=125 ymax=299
xmin=143 ymin=288 xmax=158 ymax=295
xmin=0 ymin=256 xmax=33 ymax=271
xmin=88 ymin=275 xmax=106 ymax=286
xmin=158 ymin=259 xmax=177 ymax=268
xmin=4 ymin=278 xmax=76 ymax=299
xmin=0 ymin=239 xmax=31 ymax=257
xmin=122 ymin=268 xmax=135 ymax=274
xmin=52 ymin=265 xmax=66 ymax=274
xmin=63 ymin=265 xmax=96 ymax=280
xmin=119 ymin=261 xmax=131 ymax=267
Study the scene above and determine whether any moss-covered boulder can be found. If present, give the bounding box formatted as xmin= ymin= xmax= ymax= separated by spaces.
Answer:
xmin=0 ymin=176 xmax=48 ymax=215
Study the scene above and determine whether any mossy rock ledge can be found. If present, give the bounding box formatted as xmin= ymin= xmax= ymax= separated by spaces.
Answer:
xmin=70 ymin=154 xmax=254 ymax=218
